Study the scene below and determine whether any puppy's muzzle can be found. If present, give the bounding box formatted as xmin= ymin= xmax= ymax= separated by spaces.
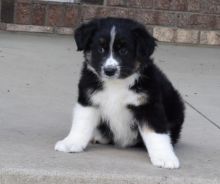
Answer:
xmin=103 ymin=66 xmax=117 ymax=77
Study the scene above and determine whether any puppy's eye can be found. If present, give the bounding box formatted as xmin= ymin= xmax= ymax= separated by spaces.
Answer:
xmin=98 ymin=47 xmax=105 ymax=54
xmin=119 ymin=48 xmax=128 ymax=55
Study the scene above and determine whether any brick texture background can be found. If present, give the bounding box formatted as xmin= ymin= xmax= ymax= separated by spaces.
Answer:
xmin=0 ymin=0 xmax=220 ymax=45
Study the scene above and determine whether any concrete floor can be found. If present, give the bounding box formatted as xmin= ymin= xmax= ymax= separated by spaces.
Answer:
xmin=0 ymin=31 xmax=220 ymax=184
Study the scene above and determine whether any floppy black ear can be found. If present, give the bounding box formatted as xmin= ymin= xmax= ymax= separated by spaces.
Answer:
xmin=132 ymin=26 xmax=157 ymax=60
xmin=74 ymin=20 xmax=98 ymax=51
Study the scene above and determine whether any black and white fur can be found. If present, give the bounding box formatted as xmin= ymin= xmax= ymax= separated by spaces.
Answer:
xmin=55 ymin=17 xmax=185 ymax=169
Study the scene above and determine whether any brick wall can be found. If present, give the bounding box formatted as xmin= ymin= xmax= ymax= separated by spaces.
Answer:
xmin=0 ymin=0 xmax=220 ymax=45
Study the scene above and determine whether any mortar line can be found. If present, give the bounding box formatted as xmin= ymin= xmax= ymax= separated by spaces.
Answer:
xmin=184 ymin=100 xmax=220 ymax=130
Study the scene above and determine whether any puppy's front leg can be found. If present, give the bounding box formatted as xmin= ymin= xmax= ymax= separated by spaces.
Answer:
xmin=139 ymin=125 xmax=180 ymax=169
xmin=55 ymin=103 xmax=99 ymax=153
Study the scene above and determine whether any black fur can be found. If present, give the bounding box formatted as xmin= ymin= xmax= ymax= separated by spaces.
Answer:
xmin=128 ymin=64 xmax=185 ymax=144
xmin=74 ymin=17 xmax=185 ymax=146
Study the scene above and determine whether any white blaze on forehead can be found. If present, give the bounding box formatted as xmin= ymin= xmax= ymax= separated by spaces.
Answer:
xmin=105 ymin=26 xmax=118 ymax=67
xmin=110 ymin=26 xmax=116 ymax=53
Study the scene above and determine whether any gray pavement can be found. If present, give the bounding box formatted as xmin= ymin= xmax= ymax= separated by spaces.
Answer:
xmin=0 ymin=31 xmax=220 ymax=184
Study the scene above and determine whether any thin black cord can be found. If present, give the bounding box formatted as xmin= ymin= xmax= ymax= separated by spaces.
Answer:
xmin=184 ymin=100 xmax=220 ymax=130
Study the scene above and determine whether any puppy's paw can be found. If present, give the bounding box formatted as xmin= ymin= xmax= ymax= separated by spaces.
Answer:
xmin=55 ymin=140 xmax=84 ymax=153
xmin=150 ymin=152 xmax=180 ymax=169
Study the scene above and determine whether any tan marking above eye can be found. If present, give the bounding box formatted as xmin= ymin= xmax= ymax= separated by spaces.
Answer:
xmin=142 ymin=125 xmax=154 ymax=133
xmin=99 ymin=38 xmax=106 ymax=44
xmin=116 ymin=39 xmax=126 ymax=48
xmin=117 ymin=39 xmax=126 ymax=44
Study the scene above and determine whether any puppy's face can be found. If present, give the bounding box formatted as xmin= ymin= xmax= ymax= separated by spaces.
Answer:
xmin=75 ymin=18 xmax=156 ymax=79
xmin=90 ymin=26 xmax=137 ymax=79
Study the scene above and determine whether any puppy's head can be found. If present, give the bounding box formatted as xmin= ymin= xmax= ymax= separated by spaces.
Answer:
xmin=74 ymin=17 xmax=156 ymax=79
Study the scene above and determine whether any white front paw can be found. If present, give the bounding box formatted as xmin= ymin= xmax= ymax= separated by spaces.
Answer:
xmin=150 ymin=152 xmax=180 ymax=169
xmin=55 ymin=139 xmax=84 ymax=153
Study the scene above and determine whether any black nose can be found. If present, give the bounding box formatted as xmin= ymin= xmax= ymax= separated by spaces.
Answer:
xmin=103 ymin=67 xmax=117 ymax=76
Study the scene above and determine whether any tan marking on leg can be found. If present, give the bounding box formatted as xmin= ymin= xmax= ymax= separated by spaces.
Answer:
xmin=137 ymin=94 xmax=147 ymax=105
xmin=142 ymin=124 xmax=154 ymax=134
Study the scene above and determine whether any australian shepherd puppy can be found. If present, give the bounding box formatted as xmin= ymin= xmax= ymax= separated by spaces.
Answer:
xmin=55 ymin=17 xmax=185 ymax=169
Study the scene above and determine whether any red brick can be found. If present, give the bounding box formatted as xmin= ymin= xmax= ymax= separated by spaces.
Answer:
xmin=55 ymin=27 xmax=74 ymax=35
xmin=0 ymin=23 xmax=7 ymax=30
xmin=32 ymin=3 xmax=46 ymax=25
xmin=178 ymin=14 xmax=216 ymax=29
xmin=200 ymin=0 xmax=220 ymax=14
xmin=81 ymin=0 xmax=103 ymax=5
xmin=153 ymin=27 xmax=176 ymax=42
xmin=6 ymin=24 xmax=53 ymax=33
xmin=1 ymin=0 xmax=15 ymax=23
xmin=176 ymin=29 xmax=199 ymax=43
xmin=154 ymin=11 xmax=177 ymax=26
xmin=127 ymin=0 xmax=153 ymax=9
xmin=47 ymin=5 xmax=64 ymax=27
xmin=82 ymin=5 xmax=128 ymax=21
xmin=15 ymin=2 xmax=31 ymax=24
xmin=106 ymin=0 xmax=125 ymax=6
xmin=200 ymin=31 xmax=220 ymax=45
xmin=215 ymin=16 xmax=220 ymax=30
xmin=16 ymin=0 xmax=32 ymax=3
xmin=81 ymin=5 xmax=99 ymax=20
xmin=128 ymin=9 xmax=155 ymax=25
xmin=154 ymin=0 xmax=187 ymax=11
xmin=188 ymin=0 xmax=200 ymax=12
xmin=98 ymin=7 xmax=128 ymax=18
xmin=64 ymin=6 xmax=80 ymax=27
xmin=129 ymin=9 xmax=176 ymax=26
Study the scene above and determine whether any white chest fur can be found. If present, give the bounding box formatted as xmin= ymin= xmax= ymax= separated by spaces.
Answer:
xmin=91 ymin=74 xmax=147 ymax=147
